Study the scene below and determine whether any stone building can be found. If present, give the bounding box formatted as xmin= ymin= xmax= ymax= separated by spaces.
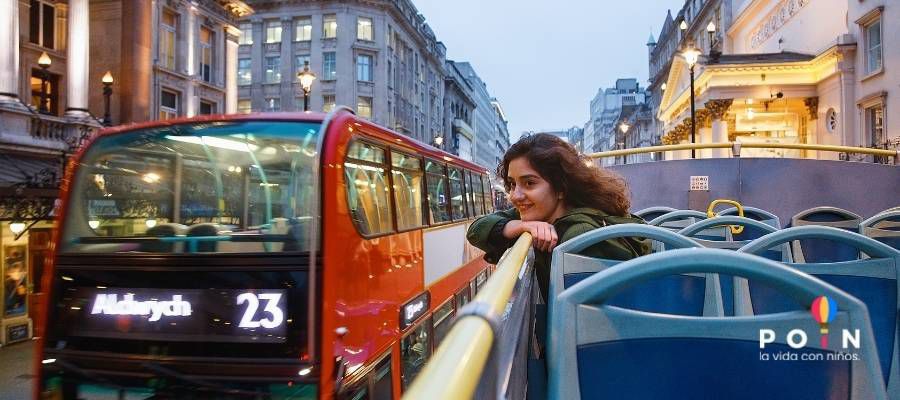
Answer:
xmin=651 ymin=0 xmax=898 ymax=161
xmin=443 ymin=60 xmax=476 ymax=161
xmin=237 ymin=0 xmax=446 ymax=145
xmin=583 ymin=78 xmax=647 ymax=153
xmin=452 ymin=61 xmax=509 ymax=172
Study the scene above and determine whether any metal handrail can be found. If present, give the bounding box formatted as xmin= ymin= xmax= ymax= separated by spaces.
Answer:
xmin=402 ymin=233 xmax=533 ymax=400
xmin=588 ymin=142 xmax=899 ymax=164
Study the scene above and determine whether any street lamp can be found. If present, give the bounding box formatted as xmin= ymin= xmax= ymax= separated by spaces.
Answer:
xmin=618 ymin=122 xmax=630 ymax=165
xmin=433 ymin=135 xmax=444 ymax=148
xmin=37 ymin=51 xmax=51 ymax=114
xmin=679 ymin=20 xmax=688 ymax=31
xmin=682 ymin=46 xmax=701 ymax=159
xmin=102 ymin=71 xmax=114 ymax=126
xmin=706 ymin=21 xmax=716 ymax=47
xmin=9 ymin=221 xmax=26 ymax=235
xmin=297 ymin=61 xmax=316 ymax=111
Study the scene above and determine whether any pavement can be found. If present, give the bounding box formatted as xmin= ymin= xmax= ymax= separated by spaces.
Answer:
xmin=0 ymin=339 xmax=35 ymax=400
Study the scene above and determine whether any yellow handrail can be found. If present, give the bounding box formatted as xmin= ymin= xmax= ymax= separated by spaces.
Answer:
xmin=588 ymin=142 xmax=898 ymax=162
xmin=402 ymin=233 xmax=533 ymax=400
xmin=707 ymin=199 xmax=744 ymax=235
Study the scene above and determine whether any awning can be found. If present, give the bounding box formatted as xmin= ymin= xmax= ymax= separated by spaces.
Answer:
xmin=0 ymin=154 xmax=62 ymax=188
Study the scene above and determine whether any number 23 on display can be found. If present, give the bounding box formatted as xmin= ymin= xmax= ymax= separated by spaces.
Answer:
xmin=236 ymin=292 xmax=285 ymax=329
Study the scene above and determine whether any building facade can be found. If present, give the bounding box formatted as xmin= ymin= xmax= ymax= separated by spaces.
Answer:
xmin=583 ymin=78 xmax=647 ymax=153
xmin=652 ymin=0 xmax=898 ymax=161
xmin=0 ymin=0 xmax=245 ymax=345
xmin=443 ymin=60 xmax=476 ymax=161
xmin=453 ymin=61 xmax=509 ymax=172
xmin=238 ymin=0 xmax=446 ymax=145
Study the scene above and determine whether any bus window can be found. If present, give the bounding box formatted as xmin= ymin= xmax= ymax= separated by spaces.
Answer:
xmin=425 ymin=159 xmax=450 ymax=224
xmin=400 ymin=317 xmax=432 ymax=390
xmin=475 ymin=270 xmax=488 ymax=293
xmin=472 ymin=173 xmax=485 ymax=216
xmin=60 ymin=121 xmax=320 ymax=254
xmin=391 ymin=151 xmax=425 ymax=230
xmin=455 ymin=286 xmax=471 ymax=310
xmin=482 ymin=174 xmax=494 ymax=213
xmin=464 ymin=171 xmax=477 ymax=217
xmin=448 ymin=167 xmax=466 ymax=220
xmin=339 ymin=353 xmax=392 ymax=400
xmin=432 ymin=298 xmax=455 ymax=347
xmin=345 ymin=141 xmax=393 ymax=236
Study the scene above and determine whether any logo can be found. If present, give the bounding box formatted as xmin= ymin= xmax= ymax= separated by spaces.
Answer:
xmin=758 ymin=295 xmax=861 ymax=362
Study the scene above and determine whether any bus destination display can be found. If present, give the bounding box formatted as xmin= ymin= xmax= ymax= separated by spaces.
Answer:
xmin=63 ymin=288 xmax=289 ymax=343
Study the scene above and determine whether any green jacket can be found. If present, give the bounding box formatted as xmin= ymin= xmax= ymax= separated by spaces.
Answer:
xmin=466 ymin=207 xmax=651 ymax=300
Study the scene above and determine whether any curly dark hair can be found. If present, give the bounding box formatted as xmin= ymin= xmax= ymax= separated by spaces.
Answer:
xmin=498 ymin=133 xmax=632 ymax=216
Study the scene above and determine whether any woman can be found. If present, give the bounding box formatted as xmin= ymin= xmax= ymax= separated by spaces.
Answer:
xmin=467 ymin=133 xmax=650 ymax=301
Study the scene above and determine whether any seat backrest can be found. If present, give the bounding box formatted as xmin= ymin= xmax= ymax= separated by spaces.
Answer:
xmin=550 ymin=224 xmax=716 ymax=317
xmin=739 ymin=226 xmax=900 ymax=395
xmin=186 ymin=223 xmax=225 ymax=252
xmin=140 ymin=223 xmax=187 ymax=252
xmin=547 ymin=248 xmax=886 ymax=400
xmin=860 ymin=210 xmax=900 ymax=252
xmin=633 ymin=206 xmax=677 ymax=222
xmin=679 ymin=216 xmax=786 ymax=317
xmin=720 ymin=206 xmax=781 ymax=230
xmin=648 ymin=209 xmax=708 ymax=232
xmin=790 ymin=207 xmax=863 ymax=262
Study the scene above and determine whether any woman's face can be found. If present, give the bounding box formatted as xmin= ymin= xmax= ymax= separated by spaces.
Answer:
xmin=506 ymin=157 xmax=566 ymax=222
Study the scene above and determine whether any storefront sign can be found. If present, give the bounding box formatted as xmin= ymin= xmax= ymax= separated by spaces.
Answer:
xmin=750 ymin=0 xmax=811 ymax=49
xmin=6 ymin=322 xmax=30 ymax=343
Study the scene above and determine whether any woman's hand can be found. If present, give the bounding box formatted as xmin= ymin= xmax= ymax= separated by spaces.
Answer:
xmin=503 ymin=220 xmax=558 ymax=252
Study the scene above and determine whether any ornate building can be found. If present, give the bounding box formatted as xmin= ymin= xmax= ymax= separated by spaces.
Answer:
xmin=0 ymin=0 xmax=246 ymax=345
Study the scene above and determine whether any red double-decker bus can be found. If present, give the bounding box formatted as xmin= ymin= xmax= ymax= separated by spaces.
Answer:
xmin=36 ymin=108 xmax=495 ymax=399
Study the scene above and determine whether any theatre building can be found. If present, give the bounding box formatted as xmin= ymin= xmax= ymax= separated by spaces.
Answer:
xmin=657 ymin=0 xmax=898 ymax=161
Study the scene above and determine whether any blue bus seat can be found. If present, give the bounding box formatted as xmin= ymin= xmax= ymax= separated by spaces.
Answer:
xmin=185 ymin=223 xmax=226 ymax=252
xmin=547 ymin=248 xmax=886 ymax=400
xmin=790 ymin=207 xmax=862 ymax=262
xmin=634 ymin=206 xmax=677 ymax=222
xmin=140 ymin=223 xmax=187 ymax=252
xmin=739 ymin=226 xmax=900 ymax=396
xmin=861 ymin=210 xmax=900 ymax=252
xmin=549 ymin=224 xmax=718 ymax=317
xmin=648 ymin=209 xmax=708 ymax=233
xmin=679 ymin=216 xmax=787 ymax=316
xmin=720 ymin=205 xmax=782 ymax=231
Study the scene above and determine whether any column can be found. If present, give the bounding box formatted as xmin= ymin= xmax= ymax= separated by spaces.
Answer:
xmin=66 ymin=0 xmax=90 ymax=118
xmin=0 ymin=0 xmax=20 ymax=105
xmin=120 ymin=0 xmax=152 ymax=123
xmin=185 ymin=4 xmax=197 ymax=117
xmin=225 ymin=27 xmax=239 ymax=114
xmin=706 ymin=99 xmax=733 ymax=158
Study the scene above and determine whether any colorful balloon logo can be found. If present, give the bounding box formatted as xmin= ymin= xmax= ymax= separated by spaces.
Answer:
xmin=810 ymin=295 xmax=837 ymax=348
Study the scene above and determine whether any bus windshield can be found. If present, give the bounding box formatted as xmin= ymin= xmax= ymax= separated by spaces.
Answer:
xmin=61 ymin=121 xmax=320 ymax=254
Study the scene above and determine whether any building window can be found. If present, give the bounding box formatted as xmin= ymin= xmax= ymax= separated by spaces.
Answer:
xmin=238 ymin=58 xmax=252 ymax=85
xmin=358 ymin=96 xmax=372 ymax=119
xmin=295 ymin=17 xmax=311 ymax=41
xmin=357 ymin=17 xmax=373 ymax=41
xmin=323 ymin=14 xmax=337 ymax=39
xmin=265 ymin=20 xmax=282 ymax=43
xmin=864 ymin=18 xmax=882 ymax=74
xmin=29 ymin=0 xmax=55 ymax=49
xmin=323 ymin=52 xmax=337 ymax=80
xmin=323 ymin=95 xmax=336 ymax=112
xmin=160 ymin=89 xmax=179 ymax=120
xmin=199 ymin=27 xmax=214 ymax=83
xmin=865 ymin=104 xmax=884 ymax=147
xmin=30 ymin=69 xmax=58 ymax=115
xmin=357 ymin=54 xmax=373 ymax=82
xmin=265 ymin=56 xmax=281 ymax=83
xmin=265 ymin=97 xmax=281 ymax=112
xmin=199 ymin=100 xmax=216 ymax=115
xmin=237 ymin=99 xmax=251 ymax=114
xmin=239 ymin=22 xmax=253 ymax=45
xmin=160 ymin=10 xmax=177 ymax=70
xmin=294 ymin=55 xmax=310 ymax=80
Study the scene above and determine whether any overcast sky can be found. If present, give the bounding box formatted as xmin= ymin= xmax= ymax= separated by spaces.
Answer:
xmin=415 ymin=0 xmax=685 ymax=141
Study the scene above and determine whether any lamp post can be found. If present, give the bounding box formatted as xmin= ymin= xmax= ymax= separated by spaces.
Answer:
xmin=682 ymin=47 xmax=701 ymax=159
xmin=706 ymin=22 xmax=716 ymax=48
xmin=618 ymin=122 xmax=630 ymax=165
xmin=433 ymin=135 xmax=444 ymax=149
xmin=102 ymin=71 xmax=113 ymax=126
xmin=37 ymin=51 xmax=51 ymax=114
xmin=297 ymin=61 xmax=316 ymax=111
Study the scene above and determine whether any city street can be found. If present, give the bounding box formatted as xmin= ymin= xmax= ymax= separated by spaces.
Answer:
xmin=0 ymin=340 xmax=34 ymax=400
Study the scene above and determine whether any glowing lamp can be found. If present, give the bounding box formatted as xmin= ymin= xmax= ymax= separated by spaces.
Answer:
xmin=9 ymin=222 xmax=26 ymax=234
